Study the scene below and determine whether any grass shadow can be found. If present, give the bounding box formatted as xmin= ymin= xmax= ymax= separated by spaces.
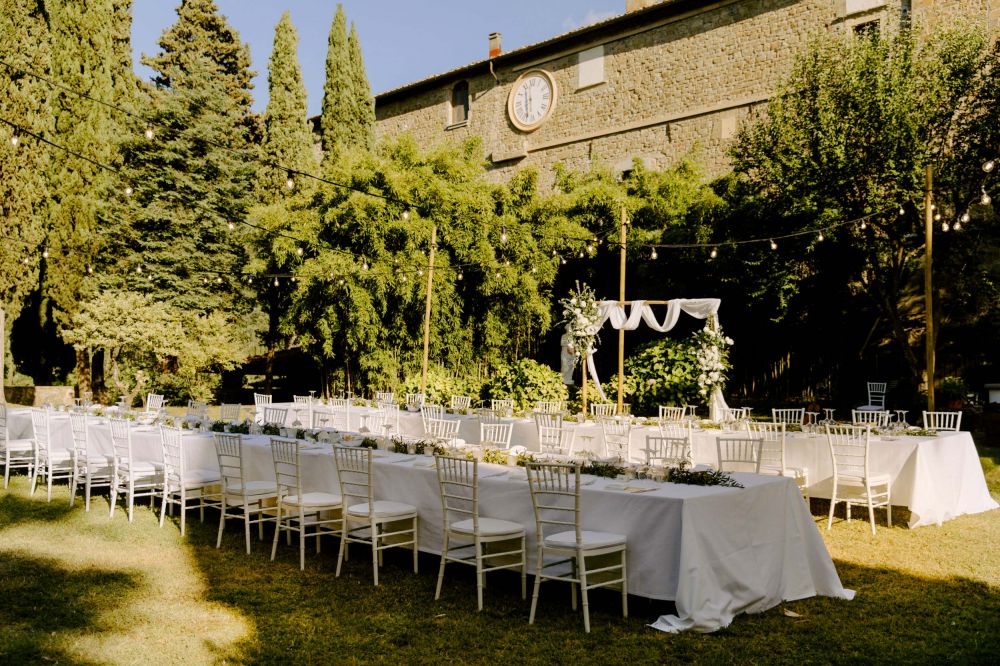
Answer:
xmin=0 ymin=551 xmax=142 ymax=664
xmin=0 ymin=489 xmax=77 ymax=530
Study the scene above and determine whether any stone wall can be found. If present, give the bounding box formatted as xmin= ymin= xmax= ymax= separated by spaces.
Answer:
xmin=3 ymin=386 xmax=75 ymax=407
xmin=374 ymin=0 xmax=996 ymax=189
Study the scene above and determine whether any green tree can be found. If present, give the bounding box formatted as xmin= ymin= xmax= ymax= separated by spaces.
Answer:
xmin=0 ymin=0 xmax=51 ymax=400
xmin=108 ymin=0 xmax=257 ymax=314
xmin=43 ymin=0 xmax=131 ymax=389
xmin=729 ymin=25 xmax=997 ymax=392
xmin=347 ymin=22 xmax=375 ymax=153
xmin=320 ymin=4 xmax=354 ymax=169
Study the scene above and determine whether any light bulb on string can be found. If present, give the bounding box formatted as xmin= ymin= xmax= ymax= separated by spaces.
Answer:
xmin=227 ymin=221 xmax=235 ymax=231
xmin=136 ymin=265 xmax=142 ymax=274
xmin=247 ymin=276 xmax=254 ymax=284
xmin=10 ymin=135 xmax=19 ymax=147
xmin=216 ymin=277 xmax=223 ymax=284
xmin=587 ymin=244 xmax=594 ymax=254
xmin=860 ymin=220 xmax=867 ymax=230
xmin=402 ymin=210 xmax=409 ymax=221
xmin=22 ymin=257 xmax=29 ymax=265
xmin=899 ymin=205 xmax=905 ymax=216
xmin=362 ymin=258 xmax=369 ymax=270
xmin=960 ymin=212 xmax=970 ymax=224
xmin=710 ymin=247 xmax=718 ymax=259
xmin=338 ymin=278 xmax=345 ymax=286
xmin=42 ymin=247 xmax=49 ymax=259
xmin=296 ymin=247 xmax=304 ymax=257
xmin=285 ymin=174 xmax=295 ymax=190
xmin=650 ymin=248 xmax=658 ymax=260
xmin=551 ymin=249 xmax=557 ymax=257
xmin=291 ymin=276 xmax=297 ymax=282
xmin=495 ymin=270 xmax=501 ymax=278
xmin=458 ymin=271 xmax=464 ymax=281
xmin=931 ymin=204 xmax=937 ymax=211
xmin=87 ymin=265 xmax=93 ymax=274
xmin=981 ymin=189 xmax=992 ymax=206
xmin=500 ymin=227 xmax=507 ymax=243
xmin=941 ymin=221 xmax=950 ymax=232
xmin=934 ymin=212 xmax=941 ymax=222
xmin=418 ymin=268 xmax=424 ymax=277
xmin=401 ymin=274 xmax=408 ymax=283
xmin=144 ymin=126 xmax=154 ymax=140
xmin=124 ymin=184 xmax=133 ymax=196
xmin=531 ymin=265 xmax=537 ymax=273
xmin=577 ymin=250 xmax=584 ymax=258
xmin=273 ymin=277 xmax=280 ymax=287
xmin=769 ymin=239 xmax=778 ymax=251
xmin=953 ymin=219 xmax=962 ymax=231
xmin=560 ymin=255 xmax=567 ymax=265
xmin=817 ymin=230 xmax=825 ymax=242
xmin=984 ymin=159 xmax=996 ymax=173
xmin=202 ymin=277 xmax=208 ymax=284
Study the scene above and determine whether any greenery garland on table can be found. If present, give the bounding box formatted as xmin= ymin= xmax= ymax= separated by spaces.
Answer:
xmin=665 ymin=466 xmax=744 ymax=488
xmin=261 ymin=423 xmax=281 ymax=436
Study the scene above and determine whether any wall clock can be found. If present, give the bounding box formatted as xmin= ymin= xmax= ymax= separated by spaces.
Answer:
xmin=507 ymin=69 xmax=558 ymax=132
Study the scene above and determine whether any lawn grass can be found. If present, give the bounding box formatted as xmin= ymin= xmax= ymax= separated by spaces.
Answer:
xmin=1 ymin=448 xmax=997 ymax=665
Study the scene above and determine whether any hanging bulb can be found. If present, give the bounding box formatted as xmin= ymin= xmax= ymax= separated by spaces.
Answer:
xmin=248 ymin=276 xmax=254 ymax=284
xmin=124 ymin=184 xmax=133 ymax=196
xmin=984 ymin=159 xmax=996 ymax=173
xmin=587 ymin=244 xmax=594 ymax=254
xmin=899 ymin=205 xmax=905 ymax=216
xmin=531 ymin=265 xmax=537 ymax=273
xmin=710 ymin=247 xmax=718 ymax=259
xmin=931 ymin=204 xmax=937 ymax=211
xmin=291 ymin=276 xmax=297 ymax=282
xmin=551 ymin=249 xmax=557 ymax=257
xmin=22 ymin=257 xmax=29 ymax=265
xmin=10 ymin=135 xmax=19 ymax=147
xmin=650 ymin=248 xmax=658 ymax=260
xmin=817 ymin=231 xmax=825 ymax=242
xmin=981 ymin=189 xmax=992 ymax=206
xmin=504 ymin=259 xmax=510 ymax=266
xmin=274 ymin=277 xmax=280 ymax=287
xmin=934 ymin=212 xmax=941 ymax=222
xmin=402 ymin=210 xmax=410 ymax=221
xmin=500 ymin=227 xmax=507 ymax=243
xmin=362 ymin=258 xmax=369 ymax=270
xmin=417 ymin=268 xmax=424 ymax=277
xmin=495 ymin=270 xmax=501 ymax=278
xmin=401 ymin=274 xmax=408 ymax=282
xmin=202 ymin=277 xmax=208 ymax=284
xmin=769 ymin=239 xmax=778 ymax=251
xmin=560 ymin=256 xmax=567 ymax=265
xmin=960 ymin=212 xmax=970 ymax=224
xmin=953 ymin=219 xmax=962 ymax=231
xmin=144 ymin=126 xmax=155 ymax=140
xmin=87 ymin=265 xmax=94 ymax=274
xmin=216 ymin=276 xmax=223 ymax=284
xmin=227 ymin=220 xmax=235 ymax=231
xmin=941 ymin=221 xmax=950 ymax=232
xmin=136 ymin=265 xmax=142 ymax=274
xmin=285 ymin=174 xmax=295 ymax=189
xmin=338 ymin=278 xmax=345 ymax=286
xmin=458 ymin=271 xmax=464 ymax=281
xmin=42 ymin=247 xmax=49 ymax=259
xmin=860 ymin=220 xmax=867 ymax=230
xmin=577 ymin=250 xmax=584 ymax=258
xmin=296 ymin=247 xmax=304 ymax=257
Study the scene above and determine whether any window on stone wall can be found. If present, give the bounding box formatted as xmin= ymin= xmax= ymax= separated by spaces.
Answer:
xmin=577 ymin=45 xmax=605 ymax=89
xmin=450 ymin=81 xmax=469 ymax=126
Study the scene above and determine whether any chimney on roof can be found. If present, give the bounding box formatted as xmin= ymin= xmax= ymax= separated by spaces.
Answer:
xmin=626 ymin=0 xmax=660 ymax=11
xmin=489 ymin=32 xmax=502 ymax=58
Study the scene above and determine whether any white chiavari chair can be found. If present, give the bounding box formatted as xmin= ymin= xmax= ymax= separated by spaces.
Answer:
xmin=538 ymin=426 xmax=575 ymax=458
xmin=30 ymin=408 xmax=73 ymax=502
xmin=449 ymin=395 xmax=473 ymax=411
xmin=747 ymin=421 xmax=809 ymax=502
xmin=715 ymin=436 xmax=761 ymax=473
xmin=213 ymin=432 xmax=278 ymax=553
xmin=658 ymin=405 xmax=685 ymax=422
xmin=427 ymin=417 xmax=462 ymax=448
xmin=857 ymin=382 xmax=887 ymax=411
xmin=525 ymin=462 xmax=627 ymax=633
xmin=772 ymin=408 xmax=805 ymax=426
xmin=108 ymin=418 xmax=164 ymax=522
xmin=534 ymin=400 xmax=564 ymax=414
xmin=599 ymin=417 xmax=632 ymax=462
xmin=292 ymin=395 xmax=311 ymax=404
xmin=480 ymin=421 xmax=513 ymax=450
xmin=533 ymin=411 xmax=563 ymax=431
xmin=185 ymin=400 xmax=208 ymax=421
xmin=0 ymin=404 xmax=35 ymax=489
xmin=434 ymin=455 xmax=526 ymax=610
xmin=219 ymin=403 xmax=241 ymax=422
xmin=922 ymin=411 xmax=962 ymax=432
xmin=334 ymin=445 xmax=418 ymax=585
xmin=490 ymin=398 xmax=514 ymax=415
xmin=69 ymin=411 xmax=113 ymax=511
xmin=327 ymin=398 xmax=351 ymax=430
xmin=590 ymin=403 xmax=616 ymax=418
xmin=159 ymin=426 xmax=222 ymax=536
xmin=270 ymin=437 xmax=343 ymax=570
xmin=406 ymin=393 xmax=426 ymax=411
xmin=644 ymin=434 xmax=690 ymax=467
xmin=262 ymin=406 xmax=289 ymax=427
xmin=254 ymin=393 xmax=273 ymax=407
xmin=826 ymin=424 xmax=891 ymax=535
xmin=852 ymin=409 xmax=890 ymax=427
xmin=374 ymin=391 xmax=395 ymax=406
xmin=421 ymin=403 xmax=445 ymax=433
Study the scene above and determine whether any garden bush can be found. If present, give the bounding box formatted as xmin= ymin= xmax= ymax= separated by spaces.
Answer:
xmin=481 ymin=358 xmax=568 ymax=411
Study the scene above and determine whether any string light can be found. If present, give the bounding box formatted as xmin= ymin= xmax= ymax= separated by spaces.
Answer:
xmin=531 ymin=266 xmax=537 ymax=273
xmin=500 ymin=227 xmax=507 ymax=243
xmin=710 ymin=247 xmax=718 ymax=259
xmin=817 ymin=231 xmax=825 ymax=242
xmin=860 ymin=220 xmax=867 ymax=230
xmin=87 ymin=265 xmax=93 ymax=274
xmin=296 ymin=247 xmax=304 ymax=257
xmin=22 ymin=257 xmax=29 ymax=265
xmin=247 ymin=276 xmax=253 ymax=284
xmin=273 ymin=277 xmax=280 ymax=286
xmin=934 ymin=212 xmax=942 ymax=222
xmin=144 ymin=126 xmax=154 ymax=140
xmin=587 ymin=244 xmax=594 ymax=254
xmin=417 ymin=268 xmax=424 ymax=277
xmin=981 ymin=188 xmax=992 ymax=206
xmin=202 ymin=277 xmax=208 ymax=284
xmin=41 ymin=247 xmax=49 ymax=258
xmin=227 ymin=221 xmax=235 ymax=231
xmin=9 ymin=134 xmax=19 ymax=147
xmin=577 ymin=250 xmax=584 ymax=258
xmin=216 ymin=276 xmax=223 ymax=284
xmin=402 ymin=210 xmax=409 ymax=221
xmin=769 ymin=239 xmax=778 ymax=251
xmin=338 ymin=278 xmax=345 ymax=286
xmin=960 ymin=212 xmax=970 ymax=224
xmin=361 ymin=258 xmax=369 ymax=270
xmin=650 ymin=248 xmax=658 ymax=260
xmin=136 ymin=265 xmax=142 ymax=274
xmin=953 ymin=219 xmax=962 ymax=231
xmin=123 ymin=184 xmax=133 ymax=196
xmin=941 ymin=221 xmax=950 ymax=232
xmin=560 ymin=256 xmax=567 ymax=265
xmin=899 ymin=206 xmax=905 ymax=216
xmin=985 ymin=159 xmax=996 ymax=173
xmin=401 ymin=274 xmax=408 ymax=282
xmin=285 ymin=173 xmax=295 ymax=190
xmin=457 ymin=271 xmax=464 ymax=280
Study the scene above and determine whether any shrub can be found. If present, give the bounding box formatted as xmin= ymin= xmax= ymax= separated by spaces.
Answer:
xmin=622 ymin=338 xmax=700 ymax=416
xmin=399 ymin=364 xmax=483 ymax=406
xmin=481 ymin=358 xmax=568 ymax=411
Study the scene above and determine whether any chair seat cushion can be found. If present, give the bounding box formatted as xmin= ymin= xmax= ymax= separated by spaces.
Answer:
xmin=80 ymin=454 xmax=114 ymax=468
xmin=545 ymin=530 xmax=626 ymax=550
xmin=836 ymin=473 xmax=891 ymax=487
xmin=451 ymin=517 xmax=524 ymax=537
xmin=227 ymin=480 xmax=278 ymax=496
xmin=120 ymin=461 xmax=163 ymax=477
xmin=43 ymin=450 xmax=73 ymax=463
xmin=3 ymin=439 xmax=35 ymax=452
xmin=347 ymin=500 xmax=416 ymax=519
xmin=281 ymin=492 xmax=342 ymax=508
xmin=781 ymin=467 xmax=808 ymax=479
xmin=183 ymin=468 xmax=222 ymax=486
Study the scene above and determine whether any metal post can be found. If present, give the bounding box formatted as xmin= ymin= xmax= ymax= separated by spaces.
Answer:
xmin=420 ymin=225 xmax=437 ymax=396
xmin=924 ymin=165 xmax=935 ymax=411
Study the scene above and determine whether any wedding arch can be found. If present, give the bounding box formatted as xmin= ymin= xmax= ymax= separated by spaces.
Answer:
xmin=560 ymin=298 xmax=731 ymax=420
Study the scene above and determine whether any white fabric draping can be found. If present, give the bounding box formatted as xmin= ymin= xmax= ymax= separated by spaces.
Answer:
xmin=564 ymin=298 xmax=730 ymax=419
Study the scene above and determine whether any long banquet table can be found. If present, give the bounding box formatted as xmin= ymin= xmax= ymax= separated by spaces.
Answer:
xmin=261 ymin=402 xmax=999 ymax=528
xmin=7 ymin=407 xmax=855 ymax=633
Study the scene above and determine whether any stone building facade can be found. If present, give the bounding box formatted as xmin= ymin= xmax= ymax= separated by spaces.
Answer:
xmin=373 ymin=0 xmax=997 ymax=189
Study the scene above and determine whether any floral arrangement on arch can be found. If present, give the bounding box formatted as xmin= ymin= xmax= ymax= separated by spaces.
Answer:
xmin=692 ymin=316 xmax=733 ymax=399
xmin=559 ymin=281 xmax=603 ymax=367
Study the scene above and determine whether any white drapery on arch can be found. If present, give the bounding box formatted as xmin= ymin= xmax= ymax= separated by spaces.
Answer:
xmin=560 ymin=299 xmax=731 ymax=420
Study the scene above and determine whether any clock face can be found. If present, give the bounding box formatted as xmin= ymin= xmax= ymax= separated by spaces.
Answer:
xmin=508 ymin=70 xmax=557 ymax=132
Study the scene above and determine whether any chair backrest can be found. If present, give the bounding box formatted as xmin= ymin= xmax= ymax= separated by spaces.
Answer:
xmin=213 ymin=432 xmax=245 ymax=495
xmin=30 ymin=409 xmax=51 ymax=455
xmin=406 ymin=393 xmax=426 ymax=410
xmin=292 ymin=395 xmax=311 ymax=405
xmin=590 ymin=403 xmax=616 ymax=418
xmin=186 ymin=400 xmax=208 ymax=420
xmin=145 ymin=393 xmax=165 ymax=411
xmin=435 ymin=455 xmax=479 ymax=531
xmin=449 ymin=395 xmax=472 ymax=411
xmin=852 ymin=409 xmax=890 ymax=427
xmin=534 ymin=400 xmax=564 ymax=414
xmin=599 ymin=418 xmax=631 ymax=461
xmin=525 ymin=462 xmax=580 ymax=544
xmin=219 ymin=403 xmax=241 ymax=422
xmin=427 ymin=417 xmax=461 ymax=445
xmin=538 ymin=426 xmax=575 ymax=457
xmin=922 ymin=410 xmax=962 ymax=432
xmin=69 ymin=411 xmax=89 ymax=461
xmin=747 ymin=421 xmax=786 ymax=475
xmin=480 ymin=421 xmax=513 ymax=450
xmin=658 ymin=406 xmax=685 ymax=422
xmin=375 ymin=391 xmax=395 ymax=406
xmin=490 ymin=398 xmax=513 ymax=414
xmin=109 ymin=418 xmax=133 ymax=467
xmin=478 ymin=408 xmax=503 ymax=424
xmin=644 ymin=434 xmax=690 ymax=467
xmin=772 ymin=408 xmax=805 ymax=425
xmin=533 ymin=411 xmax=563 ymax=431
xmin=160 ymin=426 xmax=186 ymax=487
xmin=333 ymin=445 xmax=373 ymax=510
xmin=327 ymin=399 xmax=351 ymax=430
xmin=375 ymin=402 xmax=400 ymax=435
xmin=254 ymin=393 xmax=272 ymax=407
xmin=826 ymin=424 xmax=872 ymax=483
xmin=270 ymin=436 xmax=303 ymax=500
xmin=716 ymin=436 xmax=761 ymax=473
xmin=421 ymin=404 xmax=444 ymax=432
xmin=866 ymin=382 xmax=887 ymax=408
xmin=262 ymin=406 xmax=288 ymax=426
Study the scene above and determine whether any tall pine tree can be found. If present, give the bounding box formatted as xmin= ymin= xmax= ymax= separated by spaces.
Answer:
xmin=110 ymin=0 xmax=257 ymax=314
xmin=320 ymin=4 xmax=352 ymax=170
xmin=0 ymin=0 xmax=51 ymax=398
xmin=347 ymin=22 xmax=375 ymax=153
xmin=42 ymin=0 xmax=128 ymax=388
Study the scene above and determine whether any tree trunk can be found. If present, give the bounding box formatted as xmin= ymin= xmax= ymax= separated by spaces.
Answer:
xmin=92 ymin=348 xmax=107 ymax=403
xmin=75 ymin=347 xmax=91 ymax=399
xmin=265 ymin=289 xmax=278 ymax=393
xmin=0 ymin=304 xmax=6 ymax=405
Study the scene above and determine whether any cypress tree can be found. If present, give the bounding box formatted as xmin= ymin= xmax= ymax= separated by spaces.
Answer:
xmin=109 ymin=0 xmax=257 ymax=314
xmin=258 ymin=11 xmax=318 ymax=203
xmin=43 ymin=0 xmax=125 ymax=388
xmin=347 ymin=22 xmax=375 ymax=152
xmin=320 ymin=4 xmax=352 ymax=169
xmin=0 ymin=0 xmax=51 ymax=397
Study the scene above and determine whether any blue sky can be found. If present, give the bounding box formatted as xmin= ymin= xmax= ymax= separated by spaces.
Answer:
xmin=131 ymin=1 xmax=622 ymax=116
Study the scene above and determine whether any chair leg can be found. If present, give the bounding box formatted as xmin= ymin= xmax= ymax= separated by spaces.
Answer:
xmin=70 ymin=471 xmax=78 ymax=508
xmin=475 ymin=539 xmax=484 ymax=611
xmin=867 ymin=491 xmax=877 ymax=537
xmin=578 ymin=551 xmax=591 ymax=633
xmin=335 ymin=519 xmax=347 ymax=578
xmin=412 ymin=517 xmax=419 ymax=574
xmin=180 ymin=489 xmax=187 ymax=537
xmin=47 ymin=465 xmax=54 ymax=502
xmin=520 ymin=537 xmax=527 ymax=600
xmin=109 ymin=478 xmax=119 ymax=519
xmin=299 ymin=508 xmax=306 ymax=571
xmin=270 ymin=505 xmax=283 ymax=561
xmin=827 ymin=481 xmax=837 ymax=530
xmin=371 ymin=522 xmax=380 ymax=586
xmin=85 ymin=475 xmax=93 ymax=512
xmin=435 ymin=532 xmax=449 ymax=601
xmin=529 ymin=547 xmax=543 ymax=625
xmin=127 ymin=479 xmax=135 ymax=523
xmin=217 ymin=501 xmax=228 ymax=549
xmin=886 ymin=488 xmax=892 ymax=527
xmin=621 ymin=550 xmax=628 ymax=618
